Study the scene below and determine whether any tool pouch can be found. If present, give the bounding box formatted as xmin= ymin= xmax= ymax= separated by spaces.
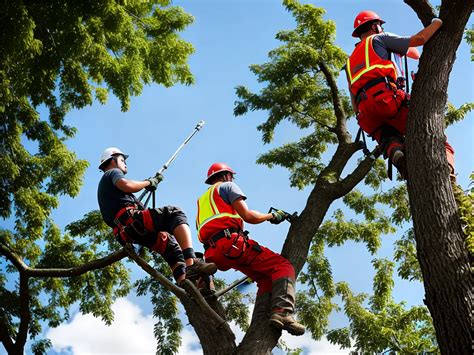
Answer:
xmin=223 ymin=232 xmax=248 ymax=260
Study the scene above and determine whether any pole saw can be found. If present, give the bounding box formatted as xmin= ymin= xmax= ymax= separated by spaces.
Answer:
xmin=214 ymin=276 xmax=253 ymax=298
xmin=139 ymin=120 xmax=205 ymax=208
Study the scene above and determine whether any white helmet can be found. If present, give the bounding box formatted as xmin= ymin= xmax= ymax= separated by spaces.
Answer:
xmin=99 ymin=147 xmax=128 ymax=170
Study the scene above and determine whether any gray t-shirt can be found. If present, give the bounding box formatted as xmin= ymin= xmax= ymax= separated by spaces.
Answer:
xmin=372 ymin=32 xmax=410 ymax=60
xmin=97 ymin=168 xmax=138 ymax=227
xmin=218 ymin=181 xmax=247 ymax=205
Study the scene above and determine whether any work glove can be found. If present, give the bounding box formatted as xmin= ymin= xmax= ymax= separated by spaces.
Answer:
xmin=269 ymin=209 xmax=286 ymax=225
xmin=154 ymin=173 xmax=164 ymax=183
xmin=145 ymin=173 xmax=164 ymax=191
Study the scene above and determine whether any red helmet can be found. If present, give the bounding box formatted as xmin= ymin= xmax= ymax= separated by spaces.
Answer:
xmin=205 ymin=162 xmax=235 ymax=184
xmin=352 ymin=10 xmax=385 ymax=37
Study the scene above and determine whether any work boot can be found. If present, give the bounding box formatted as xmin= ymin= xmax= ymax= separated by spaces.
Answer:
xmin=185 ymin=259 xmax=217 ymax=281
xmin=197 ymin=274 xmax=216 ymax=298
xmin=270 ymin=277 xmax=305 ymax=336
xmin=392 ymin=150 xmax=407 ymax=179
xmin=269 ymin=312 xmax=305 ymax=336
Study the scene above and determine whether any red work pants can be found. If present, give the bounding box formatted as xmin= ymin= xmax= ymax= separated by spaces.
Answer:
xmin=203 ymin=233 xmax=295 ymax=295
xmin=356 ymin=83 xmax=455 ymax=170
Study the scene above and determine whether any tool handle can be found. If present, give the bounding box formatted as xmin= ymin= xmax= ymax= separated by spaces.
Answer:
xmin=268 ymin=207 xmax=299 ymax=222
xmin=215 ymin=276 xmax=251 ymax=298
xmin=155 ymin=120 xmax=205 ymax=176
xmin=138 ymin=120 xmax=205 ymax=205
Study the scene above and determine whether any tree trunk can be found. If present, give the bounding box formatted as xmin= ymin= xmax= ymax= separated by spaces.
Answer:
xmin=236 ymin=293 xmax=281 ymax=354
xmin=405 ymin=1 xmax=474 ymax=353
xmin=182 ymin=296 xmax=236 ymax=354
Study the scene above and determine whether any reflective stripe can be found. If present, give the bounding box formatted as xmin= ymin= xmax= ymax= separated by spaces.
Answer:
xmin=196 ymin=184 xmax=218 ymax=228
xmin=198 ymin=212 xmax=242 ymax=232
xmin=351 ymin=64 xmax=397 ymax=84
xmin=196 ymin=182 xmax=243 ymax=241
xmin=347 ymin=36 xmax=397 ymax=86
xmin=209 ymin=184 xmax=219 ymax=214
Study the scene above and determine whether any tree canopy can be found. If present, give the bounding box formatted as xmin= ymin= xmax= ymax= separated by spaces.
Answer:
xmin=1 ymin=1 xmax=194 ymax=353
xmin=1 ymin=0 xmax=472 ymax=354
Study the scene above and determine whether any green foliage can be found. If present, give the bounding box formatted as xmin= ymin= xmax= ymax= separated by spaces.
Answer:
xmin=1 ymin=214 xmax=132 ymax=352
xmin=452 ymin=175 xmax=474 ymax=257
xmin=234 ymin=0 xmax=347 ymax=188
xmin=1 ymin=1 xmax=194 ymax=352
xmin=316 ymin=209 xmax=394 ymax=254
xmin=445 ymin=102 xmax=474 ymax=126
xmin=218 ymin=284 xmax=251 ymax=331
xmin=297 ymin=239 xmax=338 ymax=338
xmin=256 ymin=133 xmax=331 ymax=189
xmin=1 ymin=0 xmax=194 ymax=239
xmin=31 ymin=338 xmax=52 ymax=355
xmin=394 ymin=229 xmax=423 ymax=282
xmin=277 ymin=338 xmax=303 ymax=355
xmin=465 ymin=26 xmax=473 ymax=61
xmin=329 ymin=261 xmax=438 ymax=353
xmin=234 ymin=1 xmax=440 ymax=352
xmin=362 ymin=158 xmax=388 ymax=190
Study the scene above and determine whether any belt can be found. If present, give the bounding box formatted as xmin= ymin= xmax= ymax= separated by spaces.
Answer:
xmin=203 ymin=228 xmax=241 ymax=250
xmin=114 ymin=204 xmax=139 ymax=228
xmin=355 ymin=77 xmax=394 ymax=104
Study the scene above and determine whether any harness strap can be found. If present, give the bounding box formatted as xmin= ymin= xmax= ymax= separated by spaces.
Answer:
xmin=114 ymin=204 xmax=139 ymax=226
xmin=355 ymin=127 xmax=371 ymax=157
xmin=112 ymin=204 xmax=140 ymax=244
xmin=355 ymin=76 xmax=395 ymax=104
xmin=203 ymin=228 xmax=242 ymax=250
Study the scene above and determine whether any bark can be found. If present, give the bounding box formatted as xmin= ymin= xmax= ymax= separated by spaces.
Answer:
xmin=236 ymin=292 xmax=280 ymax=354
xmin=181 ymin=295 xmax=236 ymax=355
xmin=405 ymin=0 xmax=474 ymax=354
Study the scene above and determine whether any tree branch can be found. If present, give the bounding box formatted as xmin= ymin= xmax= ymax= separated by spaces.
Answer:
xmin=404 ymin=0 xmax=436 ymax=26
xmin=123 ymin=245 xmax=228 ymax=329
xmin=1 ymin=241 xmax=228 ymax=342
xmin=290 ymin=103 xmax=335 ymax=133
xmin=0 ymin=242 xmax=128 ymax=277
xmin=319 ymin=61 xmax=350 ymax=143
xmin=16 ymin=273 xmax=30 ymax=351
xmin=0 ymin=315 xmax=15 ymax=354
xmin=333 ymin=148 xmax=380 ymax=198
xmin=123 ymin=244 xmax=186 ymax=297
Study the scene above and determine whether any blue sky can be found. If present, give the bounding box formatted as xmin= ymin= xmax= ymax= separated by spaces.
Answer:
xmin=2 ymin=1 xmax=473 ymax=354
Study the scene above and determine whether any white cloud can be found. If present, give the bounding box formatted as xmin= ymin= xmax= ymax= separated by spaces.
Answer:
xmin=47 ymin=298 xmax=156 ymax=354
xmin=46 ymin=298 xmax=223 ymax=355
xmin=47 ymin=298 xmax=349 ymax=355
xmin=280 ymin=332 xmax=349 ymax=355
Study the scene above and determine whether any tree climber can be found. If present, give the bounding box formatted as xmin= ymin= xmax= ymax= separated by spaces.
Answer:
xmin=346 ymin=10 xmax=455 ymax=180
xmin=97 ymin=147 xmax=217 ymax=284
xmin=196 ymin=162 xmax=305 ymax=336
